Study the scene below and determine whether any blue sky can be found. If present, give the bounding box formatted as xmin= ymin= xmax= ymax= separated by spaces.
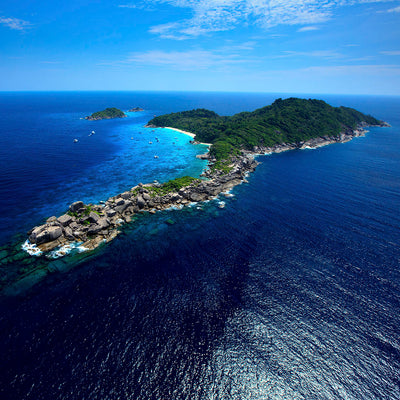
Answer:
xmin=1 ymin=0 xmax=399 ymax=94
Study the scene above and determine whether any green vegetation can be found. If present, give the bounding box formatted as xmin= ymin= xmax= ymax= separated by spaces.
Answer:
xmin=210 ymin=160 xmax=233 ymax=174
xmin=130 ymin=187 xmax=141 ymax=196
xmin=148 ymin=176 xmax=199 ymax=196
xmin=86 ymin=107 xmax=126 ymax=120
xmin=68 ymin=205 xmax=101 ymax=217
xmin=83 ymin=205 xmax=101 ymax=216
xmin=148 ymin=98 xmax=382 ymax=161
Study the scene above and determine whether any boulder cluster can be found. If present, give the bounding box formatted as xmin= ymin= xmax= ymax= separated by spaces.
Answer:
xmin=25 ymin=121 xmax=387 ymax=257
xmin=27 ymin=155 xmax=259 ymax=255
xmin=252 ymin=126 xmax=369 ymax=154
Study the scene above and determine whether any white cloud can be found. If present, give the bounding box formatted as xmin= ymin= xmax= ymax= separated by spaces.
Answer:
xmin=387 ymin=5 xmax=400 ymax=12
xmin=298 ymin=26 xmax=320 ymax=32
xmin=118 ymin=4 xmax=140 ymax=8
xmin=0 ymin=16 xmax=31 ymax=31
xmin=138 ymin=0 xmax=395 ymax=39
xmin=279 ymin=50 xmax=344 ymax=59
xmin=300 ymin=64 xmax=400 ymax=76
xmin=115 ymin=47 xmax=253 ymax=70
xmin=381 ymin=50 xmax=400 ymax=55
xmin=118 ymin=3 xmax=156 ymax=10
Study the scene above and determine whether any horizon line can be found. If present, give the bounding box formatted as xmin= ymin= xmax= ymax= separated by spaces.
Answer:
xmin=0 ymin=89 xmax=399 ymax=97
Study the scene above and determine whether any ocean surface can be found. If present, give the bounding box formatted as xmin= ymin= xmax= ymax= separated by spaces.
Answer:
xmin=0 ymin=91 xmax=400 ymax=399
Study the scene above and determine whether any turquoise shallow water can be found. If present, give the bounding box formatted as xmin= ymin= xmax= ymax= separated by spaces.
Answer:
xmin=0 ymin=92 xmax=400 ymax=399
xmin=0 ymin=93 xmax=209 ymax=244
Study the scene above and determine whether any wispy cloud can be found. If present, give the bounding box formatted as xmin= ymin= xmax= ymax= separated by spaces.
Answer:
xmin=118 ymin=3 xmax=156 ymax=10
xmin=136 ymin=0 xmax=395 ymax=39
xmin=297 ymin=26 xmax=319 ymax=32
xmin=387 ymin=5 xmax=400 ymax=13
xmin=300 ymin=64 xmax=400 ymax=76
xmin=127 ymin=49 xmax=248 ymax=70
xmin=0 ymin=16 xmax=31 ymax=31
xmin=103 ymin=45 xmax=256 ymax=70
xmin=278 ymin=50 xmax=344 ymax=60
xmin=381 ymin=50 xmax=400 ymax=56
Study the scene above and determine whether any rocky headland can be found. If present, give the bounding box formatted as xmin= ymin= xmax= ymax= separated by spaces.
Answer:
xmin=26 ymin=155 xmax=258 ymax=256
xmin=24 ymin=122 xmax=387 ymax=258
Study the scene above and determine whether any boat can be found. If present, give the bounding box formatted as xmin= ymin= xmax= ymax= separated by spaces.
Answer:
xmin=92 ymin=131 xmax=95 ymax=134
xmin=73 ymin=139 xmax=78 ymax=143
xmin=154 ymin=155 xmax=159 ymax=159
xmin=149 ymin=141 xmax=153 ymax=144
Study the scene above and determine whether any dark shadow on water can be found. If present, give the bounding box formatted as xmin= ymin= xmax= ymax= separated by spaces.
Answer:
xmin=0 ymin=203 xmax=254 ymax=400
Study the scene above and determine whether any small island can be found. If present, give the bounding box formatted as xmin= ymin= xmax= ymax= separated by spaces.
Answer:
xmin=129 ymin=107 xmax=144 ymax=112
xmin=85 ymin=107 xmax=127 ymax=120
xmin=24 ymin=98 xmax=389 ymax=259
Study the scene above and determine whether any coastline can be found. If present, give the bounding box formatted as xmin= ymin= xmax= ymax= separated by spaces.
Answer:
xmin=165 ymin=126 xmax=196 ymax=138
xmin=23 ymin=124 xmax=377 ymax=256
xmin=0 ymin=122 xmax=388 ymax=296
xmin=162 ymin=126 xmax=212 ymax=146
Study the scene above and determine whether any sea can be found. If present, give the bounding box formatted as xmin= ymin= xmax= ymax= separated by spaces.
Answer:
xmin=0 ymin=91 xmax=399 ymax=400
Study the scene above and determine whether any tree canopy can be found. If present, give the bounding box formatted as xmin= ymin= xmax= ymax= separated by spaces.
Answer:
xmin=148 ymin=98 xmax=382 ymax=160
xmin=86 ymin=107 xmax=126 ymax=120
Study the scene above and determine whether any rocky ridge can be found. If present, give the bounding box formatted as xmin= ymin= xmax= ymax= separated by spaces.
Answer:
xmin=26 ymin=155 xmax=258 ymax=256
xmin=25 ymin=122 xmax=387 ymax=257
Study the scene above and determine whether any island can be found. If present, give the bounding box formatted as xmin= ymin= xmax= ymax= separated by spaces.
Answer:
xmin=24 ymin=98 xmax=389 ymax=258
xmin=85 ymin=107 xmax=127 ymax=120
xmin=129 ymin=107 xmax=144 ymax=112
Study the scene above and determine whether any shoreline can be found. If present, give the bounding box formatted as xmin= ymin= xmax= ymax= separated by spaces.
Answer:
xmin=0 ymin=122 xmax=388 ymax=296
xmin=23 ymin=124 xmax=377 ymax=256
xmin=165 ymin=126 xmax=196 ymax=138
xmin=157 ymin=126 xmax=213 ymax=146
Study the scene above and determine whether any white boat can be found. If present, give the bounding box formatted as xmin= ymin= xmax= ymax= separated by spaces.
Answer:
xmin=73 ymin=139 xmax=78 ymax=143
xmin=149 ymin=141 xmax=153 ymax=144
xmin=91 ymin=131 xmax=95 ymax=134
xmin=154 ymin=155 xmax=159 ymax=159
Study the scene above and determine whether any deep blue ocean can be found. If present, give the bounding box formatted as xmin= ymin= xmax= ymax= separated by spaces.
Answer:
xmin=0 ymin=91 xmax=400 ymax=399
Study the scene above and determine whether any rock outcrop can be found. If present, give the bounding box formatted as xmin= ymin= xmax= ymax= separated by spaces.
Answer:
xmin=25 ymin=122 xmax=386 ymax=257
xmin=26 ymin=153 xmax=258 ymax=255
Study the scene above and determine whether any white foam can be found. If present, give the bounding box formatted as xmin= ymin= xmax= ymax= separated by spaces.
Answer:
xmin=165 ymin=205 xmax=183 ymax=211
xmin=22 ymin=240 xmax=43 ymax=256
xmin=222 ymin=190 xmax=235 ymax=197
xmin=47 ymin=242 xmax=88 ymax=259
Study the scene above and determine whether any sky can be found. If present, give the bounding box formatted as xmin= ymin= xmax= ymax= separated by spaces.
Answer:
xmin=0 ymin=0 xmax=400 ymax=94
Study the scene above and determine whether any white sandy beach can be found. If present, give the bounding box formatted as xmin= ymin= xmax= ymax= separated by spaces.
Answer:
xmin=165 ymin=127 xmax=212 ymax=146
